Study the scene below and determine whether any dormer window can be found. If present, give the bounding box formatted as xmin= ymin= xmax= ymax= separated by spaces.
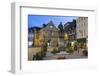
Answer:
xmin=50 ymin=25 xmax=53 ymax=28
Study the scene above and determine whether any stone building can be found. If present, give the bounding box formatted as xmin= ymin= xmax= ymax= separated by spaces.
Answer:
xmin=76 ymin=17 xmax=88 ymax=49
xmin=39 ymin=21 xmax=59 ymax=47
xmin=76 ymin=17 xmax=88 ymax=40
xmin=64 ymin=19 xmax=76 ymax=41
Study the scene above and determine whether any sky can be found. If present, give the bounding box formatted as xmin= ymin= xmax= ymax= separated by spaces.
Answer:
xmin=28 ymin=15 xmax=78 ymax=28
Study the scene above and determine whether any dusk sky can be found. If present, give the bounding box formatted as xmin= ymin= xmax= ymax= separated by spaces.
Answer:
xmin=28 ymin=15 xmax=78 ymax=28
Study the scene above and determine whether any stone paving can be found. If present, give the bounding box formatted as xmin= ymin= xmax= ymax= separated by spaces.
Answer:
xmin=28 ymin=47 xmax=88 ymax=60
xmin=43 ymin=49 xmax=87 ymax=60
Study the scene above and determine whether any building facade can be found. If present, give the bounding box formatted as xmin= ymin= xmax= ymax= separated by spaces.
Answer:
xmin=76 ymin=17 xmax=88 ymax=50
xmin=76 ymin=17 xmax=88 ymax=39
xmin=64 ymin=20 xmax=76 ymax=41
xmin=39 ymin=21 xmax=59 ymax=47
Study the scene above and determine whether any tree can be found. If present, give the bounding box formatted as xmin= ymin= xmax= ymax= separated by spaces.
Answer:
xmin=41 ymin=42 xmax=47 ymax=57
xmin=43 ymin=24 xmax=47 ymax=28
xmin=66 ymin=42 xmax=74 ymax=54
xmin=51 ymin=46 xmax=59 ymax=55
xmin=39 ymin=32 xmax=45 ymax=46
xmin=34 ymin=30 xmax=39 ymax=47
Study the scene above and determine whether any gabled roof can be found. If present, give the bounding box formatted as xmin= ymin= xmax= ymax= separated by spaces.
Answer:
xmin=40 ymin=21 xmax=58 ymax=32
